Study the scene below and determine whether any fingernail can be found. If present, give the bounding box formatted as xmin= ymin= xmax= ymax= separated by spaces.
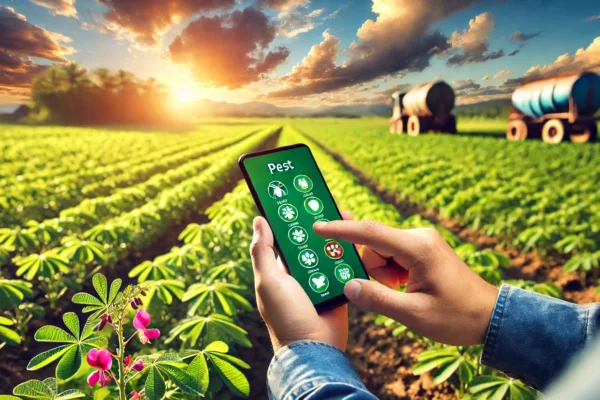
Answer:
xmin=313 ymin=221 xmax=326 ymax=230
xmin=344 ymin=280 xmax=361 ymax=301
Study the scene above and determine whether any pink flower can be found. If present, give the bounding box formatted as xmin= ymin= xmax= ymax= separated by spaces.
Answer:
xmin=133 ymin=309 xmax=160 ymax=344
xmin=132 ymin=360 xmax=144 ymax=372
xmin=130 ymin=391 xmax=140 ymax=400
xmin=124 ymin=355 xmax=133 ymax=366
xmin=87 ymin=348 xmax=113 ymax=388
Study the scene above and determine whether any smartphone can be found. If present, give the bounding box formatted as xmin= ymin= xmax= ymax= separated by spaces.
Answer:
xmin=239 ymin=143 xmax=369 ymax=313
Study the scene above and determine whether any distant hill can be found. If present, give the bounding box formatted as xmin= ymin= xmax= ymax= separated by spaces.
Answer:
xmin=454 ymin=99 xmax=513 ymax=119
xmin=190 ymin=99 xmax=391 ymax=118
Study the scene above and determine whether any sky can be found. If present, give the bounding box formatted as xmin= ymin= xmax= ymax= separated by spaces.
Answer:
xmin=0 ymin=0 xmax=599 ymax=111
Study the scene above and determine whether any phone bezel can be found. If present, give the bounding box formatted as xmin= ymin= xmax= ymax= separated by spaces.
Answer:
xmin=238 ymin=143 xmax=369 ymax=313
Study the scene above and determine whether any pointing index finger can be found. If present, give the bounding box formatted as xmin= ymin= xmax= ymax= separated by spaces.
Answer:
xmin=313 ymin=220 xmax=422 ymax=268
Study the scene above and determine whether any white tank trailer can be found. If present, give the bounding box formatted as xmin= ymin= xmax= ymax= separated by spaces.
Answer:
xmin=389 ymin=81 xmax=456 ymax=135
xmin=508 ymin=71 xmax=600 ymax=144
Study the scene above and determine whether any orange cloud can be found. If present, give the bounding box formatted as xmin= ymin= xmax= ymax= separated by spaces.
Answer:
xmin=0 ymin=6 xmax=73 ymax=62
xmin=0 ymin=6 xmax=72 ymax=98
xmin=169 ymin=8 xmax=289 ymax=89
xmin=30 ymin=0 xmax=78 ymax=18
xmin=98 ymin=0 xmax=235 ymax=46
xmin=446 ymin=12 xmax=503 ymax=66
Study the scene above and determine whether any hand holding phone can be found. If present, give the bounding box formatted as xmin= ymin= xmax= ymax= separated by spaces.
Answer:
xmin=239 ymin=144 xmax=369 ymax=313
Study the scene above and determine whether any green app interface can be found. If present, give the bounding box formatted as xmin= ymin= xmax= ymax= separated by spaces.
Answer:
xmin=242 ymin=145 xmax=368 ymax=305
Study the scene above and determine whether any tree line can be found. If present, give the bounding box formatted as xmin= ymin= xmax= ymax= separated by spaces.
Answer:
xmin=29 ymin=63 xmax=174 ymax=125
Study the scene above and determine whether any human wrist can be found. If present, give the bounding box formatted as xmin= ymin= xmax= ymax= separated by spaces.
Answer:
xmin=477 ymin=283 xmax=501 ymax=344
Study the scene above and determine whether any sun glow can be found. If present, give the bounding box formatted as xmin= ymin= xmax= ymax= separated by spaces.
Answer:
xmin=173 ymin=87 xmax=198 ymax=103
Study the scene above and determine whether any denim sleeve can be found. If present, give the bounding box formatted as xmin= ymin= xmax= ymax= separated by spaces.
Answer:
xmin=267 ymin=340 xmax=378 ymax=400
xmin=482 ymin=284 xmax=600 ymax=390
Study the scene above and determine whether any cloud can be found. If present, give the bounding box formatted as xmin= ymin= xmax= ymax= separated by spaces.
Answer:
xmin=446 ymin=12 xmax=504 ymax=66
xmin=278 ymin=8 xmax=324 ymax=37
xmin=482 ymin=75 xmax=490 ymax=81
xmin=30 ymin=0 xmax=77 ymax=17
xmin=0 ymin=6 xmax=74 ymax=62
xmin=508 ymin=49 xmax=520 ymax=56
xmin=98 ymin=0 xmax=235 ymax=46
xmin=266 ymin=0 xmax=478 ymax=99
xmin=519 ymin=36 xmax=600 ymax=80
xmin=492 ymin=69 xmax=512 ymax=79
xmin=453 ymin=79 xmax=514 ymax=104
xmin=169 ymin=8 xmax=289 ymax=89
xmin=509 ymin=30 xmax=540 ymax=43
xmin=0 ymin=6 xmax=73 ymax=99
xmin=283 ymin=29 xmax=339 ymax=85
xmin=258 ymin=0 xmax=309 ymax=11
xmin=452 ymin=78 xmax=480 ymax=91
xmin=0 ymin=49 xmax=48 ymax=96
xmin=585 ymin=15 xmax=600 ymax=22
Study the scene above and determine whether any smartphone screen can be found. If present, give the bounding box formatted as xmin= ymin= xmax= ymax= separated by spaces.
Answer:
xmin=239 ymin=143 xmax=369 ymax=312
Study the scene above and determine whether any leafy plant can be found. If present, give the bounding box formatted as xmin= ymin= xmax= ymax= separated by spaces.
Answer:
xmin=12 ymin=378 xmax=84 ymax=400
xmin=27 ymin=312 xmax=107 ymax=380
xmin=468 ymin=375 xmax=537 ymax=400
xmin=182 ymin=283 xmax=253 ymax=316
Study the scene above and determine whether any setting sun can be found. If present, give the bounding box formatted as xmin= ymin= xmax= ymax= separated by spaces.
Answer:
xmin=173 ymin=86 xmax=198 ymax=103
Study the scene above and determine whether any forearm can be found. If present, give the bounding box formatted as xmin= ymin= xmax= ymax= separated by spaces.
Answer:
xmin=267 ymin=340 xmax=377 ymax=400
xmin=482 ymin=284 xmax=600 ymax=389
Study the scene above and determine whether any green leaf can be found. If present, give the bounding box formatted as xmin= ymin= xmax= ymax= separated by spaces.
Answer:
xmin=145 ymin=368 xmax=166 ymax=400
xmin=108 ymin=279 xmax=122 ymax=304
xmin=34 ymin=326 xmax=76 ymax=343
xmin=205 ymin=341 xmax=229 ymax=353
xmin=92 ymin=273 xmax=108 ymax=304
xmin=188 ymin=353 xmax=209 ymax=394
xmin=27 ymin=345 xmax=72 ymax=371
xmin=56 ymin=345 xmax=82 ymax=381
xmin=158 ymin=364 xmax=202 ymax=395
xmin=71 ymin=293 xmax=103 ymax=306
xmin=55 ymin=389 xmax=85 ymax=399
xmin=432 ymin=358 xmax=462 ymax=385
xmin=13 ymin=379 xmax=53 ymax=399
xmin=62 ymin=313 xmax=80 ymax=340
xmin=207 ymin=353 xmax=250 ymax=397
xmin=0 ymin=325 xmax=21 ymax=345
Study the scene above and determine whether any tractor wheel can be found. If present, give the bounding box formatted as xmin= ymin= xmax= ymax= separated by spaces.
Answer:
xmin=389 ymin=119 xmax=403 ymax=134
xmin=506 ymin=120 xmax=528 ymax=141
xmin=570 ymin=122 xmax=597 ymax=143
xmin=542 ymin=119 xmax=566 ymax=144
xmin=407 ymin=116 xmax=424 ymax=136
xmin=443 ymin=115 xmax=457 ymax=134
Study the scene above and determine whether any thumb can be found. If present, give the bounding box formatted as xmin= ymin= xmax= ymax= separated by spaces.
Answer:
xmin=250 ymin=217 xmax=279 ymax=277
xmin=344 ymin=279 xmax=418 ymax=321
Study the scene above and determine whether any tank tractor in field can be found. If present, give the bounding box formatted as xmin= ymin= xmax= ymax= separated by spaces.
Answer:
xmin=507 ymin=71 xmax=600 ymax=143
xmin=389 ymin=80 xmax=457 ymax=135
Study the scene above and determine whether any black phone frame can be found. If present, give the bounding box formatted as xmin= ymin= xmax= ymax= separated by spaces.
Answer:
xmin=238 ymin=143 xmax=369 ymax=313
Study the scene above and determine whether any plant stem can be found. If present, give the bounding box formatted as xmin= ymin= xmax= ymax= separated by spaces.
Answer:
xmin=117 ymin=316 xmax=127 ymax=400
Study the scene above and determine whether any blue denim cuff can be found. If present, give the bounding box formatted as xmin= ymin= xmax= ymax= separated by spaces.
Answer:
xmin=267 ymin=340 xmax=373 ymax=400
xmin=481 ymin=284 xmax=599 ymax=390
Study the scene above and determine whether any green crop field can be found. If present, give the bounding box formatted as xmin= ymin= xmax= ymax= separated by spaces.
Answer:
xmin=0 ymin=120 xmax=598 ymax=400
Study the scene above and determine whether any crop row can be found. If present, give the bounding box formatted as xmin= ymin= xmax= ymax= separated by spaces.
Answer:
xmin=0 ymin=126 xmax=259 ymax=226
xmin=0 ymin=181 xmax=257 ymax=398
xmin=296 ymin=119 xmax=600 ymax=276
xmin=0 ymin=128 xmax=179 ymax=177
xmin=0 ymin=129 xmax=218 ymax=188
xmin=281 ymin=126 xmax=555 ymax=399
xmin=1 ymin=126 xmax=278 ymax=270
